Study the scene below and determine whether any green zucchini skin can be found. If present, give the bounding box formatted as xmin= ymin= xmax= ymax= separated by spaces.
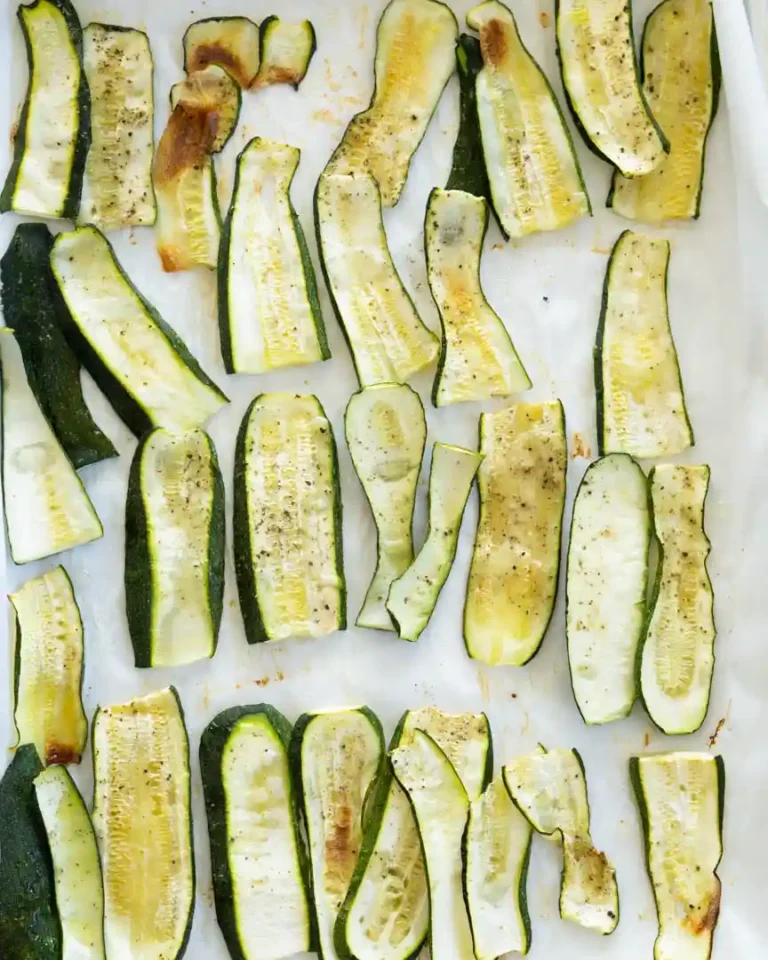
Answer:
xmin=446 ymin=34 xmax=491 ymax=203
xmin=257 ymin=16 xmax=317 ymax=90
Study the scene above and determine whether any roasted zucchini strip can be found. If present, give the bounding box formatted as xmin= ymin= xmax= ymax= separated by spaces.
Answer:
xmin=183 ymin=16 xmax=261 ymax=88
xmin=446 ymin=35 xmax=491 ymax=202
xmin=253 ymin=16 xmax=317 ymax=89
xmin=169 ymin=64 xmax=241 ymax=153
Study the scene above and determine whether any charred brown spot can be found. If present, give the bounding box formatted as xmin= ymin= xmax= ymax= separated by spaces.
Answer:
xmin=46 ymin=744 xmax=81 ymax=765
xmin=688 ymin=882 xmax=721 ymax=936
xmin=480 ymin=19 xmax=508 ymax=67
xmin=158 ymin=246 xmax=186 ymax=272
xmin=10 ymin=120 xmax=18 ymax=145
xmin=252 ymin=66 xmax=300 ymax=89
xmin=190 ymin=45 xmax=249 ymax=88
xmin=153 ymin=105 xmax=219 ymax=184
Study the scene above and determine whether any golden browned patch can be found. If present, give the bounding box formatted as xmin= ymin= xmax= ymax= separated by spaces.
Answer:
xmin=254 ymin=676 xmax=270 ymax=687
xmin=539 ymin=11 xmax=551 ymax=28
xmin=158 ymin=246 xmax=185 ymax=272
xmin=480 ymin=19 xmax=508 ymax=68
xmin=153 ymin=106 xmax=218 ymax=185
xmin=571 ymin=432 xmax=592 ymax=459
xmin=325 ymin=803 xmax=356 ymax=876
xmin=189 ymin=45 xmax=250 ymax=88
xmin=685 ymin=882 xmax=721 ymax=935
xmin=252 ymin=67 xmax=299 ymax=89
xmin=46 ymin=743 xmax=81 ymax=765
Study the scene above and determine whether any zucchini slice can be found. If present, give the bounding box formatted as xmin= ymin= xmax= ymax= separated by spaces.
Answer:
xmin=387 ymin=442 xmax=483 ymax=642
xmin=327 ymin=0 xmax=457 ymax=207
xmin=92 ymin=687 xmax=194 ymax=960
xmin=467 ymin=1 xmax=591 ymax=238
xmin=79 ymin=23 xmax=155 ymax=231
xmin=219 ymin=137 xmax=330 ymax=374
xmin=630 ymin=752 xmax=724 ymax=959
xmin=0 ymin=328 xmax=103 ymax=565
xmin=183 ymin=16 xmax=261 ymax=89
xmin=344 ymin=383 xmax=426 ymax=631
xmin=169 ymin=64 xmax=241 ymax=154
xmin=253 ymin=16 xmax=317 ymax=90
xmin=0 ymin=0 xmax=89 ymax=219
xmin=294 ymin=707 xmax=384 ymax=960
xmin=200 ymin=705 xmax=312 ymax=960
xmin=0 ymin=223 xmax=116 ymax=469
xmin=595 ymin=231 xmax=692 ymax=459
xmin=556 ymin=0 xmax=667 ymax=177
xmin=426 ymin=187 xmax=531 ymax=406
xmin=566 ymin=454 xmax=651 ymax=725
xmin=50 ymin=226 xmax=228 ymax=437
xmin=234 ymin=393 xmax=345 ymax=644
xmin=125 ymin=428 xmax=225 ymax=668
xmin=34 ymin=765 xmax=106 ymax=959
xmin=640 ymin=465 xmax=715 ymax=735
xmin=447 ymin=35 xmax=490 ymax=201
xmin=609 ymin=0 xmax=720 ymax=221
xmin=465 ymin=402 xmax=567 ymax=666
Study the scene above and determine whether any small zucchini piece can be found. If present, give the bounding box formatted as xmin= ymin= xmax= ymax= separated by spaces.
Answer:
xmin=50 ymin=226 xmax=228 ymax=437
xmin=426 ymin=187 xmax=530 ymax=406
xmin=0 ymin=0 xmax=89 ymax=219
xmin=253 ymin=16 xmax=317 ymax=89
xmin=125 ymin=428 xmax=225 ymax=668
xmin=183 ymin=16 xmax=261 ymax=88
xmin=467 ymin=1 xmax=591 ymax=238
xmin=219 ymin=137 xmax=330 ymax=374
xmin=200 ymin=705 xmax=312 ymax=960
xmin=387 ymin=442 xmax=483 ymax=642
xmin=234 ymin=393 xmax=345 ymax=644
xmin=169 ymin=64 xmax=241 ymax=153
xmin=640 ymin=465 xmax=715 ymax=735
xmin=344 ymin=383 xmax=426 ymax=631
xmin=446 ymin=35 xmax=491 ymax=202
xmin=595 ymin=231 xmax=693 ymax=459
xmin=566 ymin=454 xmax=651 ymax=725
xmin=465 ymin=402 xmax=567 ymax=666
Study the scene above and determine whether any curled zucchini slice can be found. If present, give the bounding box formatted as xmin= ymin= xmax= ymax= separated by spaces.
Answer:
xmin=183 ymin=16 xmax=261 ymax=88
xmin=169 ymin=64 xmax=241 ymax=153
xmin=253 ymin=16 xmax=316 ymax=89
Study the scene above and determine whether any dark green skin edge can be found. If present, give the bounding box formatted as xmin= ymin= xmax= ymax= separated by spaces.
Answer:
xmin=124 ymin=430 xmax=225 ymax=668
xmin=0 ymin=745 xmax=62 ymax=960
xmin=257 ymin=16 xmax=317 ymax=90
xmin=1 ymin=0 xmax=91 ymax=218
xmin=182 ymin=16 xmax=261 ymax=84
xmin=1 ymin=223 xmax=117 ymax=469
xmin=446 ymin=35 xmax=491 ymax=203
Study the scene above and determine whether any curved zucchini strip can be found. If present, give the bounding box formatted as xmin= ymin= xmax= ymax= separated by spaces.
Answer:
xmin=183 ymin=16 xmax=261 ymax=88
xmin=125 ymin=428 xmax=225 ymax=668
xmin=426 ymin=188 xmax=530 ymax=406
xmin=234 ymin=393 xmax=345 ymax=644
xmin=293 ymin=707 xmax=384 ymax=960
xmin=387 ymin=442 xmax=483 ymax=642
xmin=0 ymin=0 xmax=89 ymax=219
xmin=315 ymin=172 xmax=438 ymax=386
xmin=556 ymin=0 xmax=667 ymax=177
xmin=253 ymin=16 xmax=317 ymax=89
xmin=79 ymin=24 xmax=155 ymax=231
xmin=34 ymin=765 xmax=106 ymax=960
xmin=50 ymin=226 xmax=228 ymax=437
xmin=467 ymin=1 xmax=591 ymax=238
xmin=609 ymin=0 xmax=720 ymax=221
xmin=169 ymin=64 xmax=241 ymax=153
xmin=640 ymin=465 xmax=715 ymax=735
xmin=93 ymin=687 xmax=194 ymax=960
xmin=219 ymin=138 xmax=330 ymax=374
xmin=1 ymin=329 xmax=103 ymax=565
xmin=465 ymin=402 xmax=566 ymax=666
xmin=345 ymin=384 xmax=426 ymax=631
xmin=631 ymin=752 xmax=724 ymax=959
xmin=596 ymin=231 xmax=692 ymax=459
xmin=447 ymin=35 xmax=491 ymax=202
xmin=566 ymin=454 xmax=650 ymax=725
xmin=200 ymin=706 xmax=312 ymax=960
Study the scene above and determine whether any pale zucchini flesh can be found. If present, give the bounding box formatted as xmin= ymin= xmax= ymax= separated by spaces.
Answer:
xmin=183 ymin=17 xmax=261 ymax=88
xmin=155 ymin=154 xmax=220 ymax=271
xmin=254 ymin=17 xmax=317 ymax=89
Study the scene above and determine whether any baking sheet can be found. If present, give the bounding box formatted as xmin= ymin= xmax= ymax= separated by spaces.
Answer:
xmin=1 ymin=0 xmax=766 ymax=956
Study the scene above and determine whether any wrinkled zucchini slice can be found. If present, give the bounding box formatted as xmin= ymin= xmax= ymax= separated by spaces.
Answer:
xmin=183 ymin=16 xmax=261 ymax=88
xmin=253 ymin=16 xmax=317 ymax=89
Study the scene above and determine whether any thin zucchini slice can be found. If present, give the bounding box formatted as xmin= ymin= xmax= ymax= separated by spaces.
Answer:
xmin=79 ymin=23 xmax=155 ymax=231
xmin=447 ymin=35 xmax=491 ymax=202
xmin=50 ymin=226 xmax=228 ymax=437
xmin=253 ymin=16 xmax=317 ymax=90
xmin=0 ymin=223 xmax=116 ymax=469
xmin=556 ymin=0 xmax=668 ymax=177
xmin=183 ymin=16 xmax=261 ymax=88
xmin=595 ymin=231 xmax=692 ymax=459
xmin=640 ymin=465 xmax=715 ymax=735
xmin=92 ymin=687 xmax=194 ymax=960
xmin=0 ymin=0 xmax=89 ymax=219
xmin=465 ymin=402 xmax=567 ymax=666
xmin=200 ymin=705 xmax=311 ymax=960
xmin=344 ymin=383 xmax=426 ymax=631
xmin=630 ymin=752 xmax=724 ymax=959
xmin=426 ymin=187 xmax=530 ymax=406
xmin=219 ymin=137 xmax=330 ymax=374
xmin=0 ymin=328 xmax=103 ymax=565
xmin=609 ymin=0 xmax=720 ymax=221
xmin=566 ymin=454 xmax=651 ymax=725
xmin=125 ymin=428 xmax=225 ymax=668
xmin=294 ymin=707 xmax=384 ymax=960
xmin=169 ymin=65 xmax=241 ymax=154
xmin=387 ymin=442 xmax=483 ymax=642
xmin=467 ymin=1 xmax=591 ymax=238
xmin=315 ymin=172 xmax=438 ymax=386
xmin=234 ymin=393 xmax=345 ymax=644
xmin=34 ymin=765 xmax=106 ymax=960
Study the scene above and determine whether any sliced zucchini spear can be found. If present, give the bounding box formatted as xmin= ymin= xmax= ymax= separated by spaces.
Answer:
xmin=640 ymin=465 xmax=715 ymax=736
xmin=183 ymin=16 xmax=261 ymax=88
xmin=596 ymin=231 xmax=693 ymax=459
xmin=92 ymin=687 xmax=194 ymax=960
xmin=0 ymin=0 xmax=89 ymax=220
xmin=253 ymin=16 xmax=317 ymax=89
xmin=447 ymin=35 xmax=491 ymax=202
xmin=387 ymin=442 xmax=483 ymax=642
xmin=426 ymin=187 xmax=530 ymax=406
xmin=219 ymin=137 xmax=330 ymax=374
xmin=125 ymin=428 xmax=225 ymax=668
xmin=465 ymin=402 xmax=567 ymax=666
xmin=566 ymin=454 xmax=651 ymax=725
